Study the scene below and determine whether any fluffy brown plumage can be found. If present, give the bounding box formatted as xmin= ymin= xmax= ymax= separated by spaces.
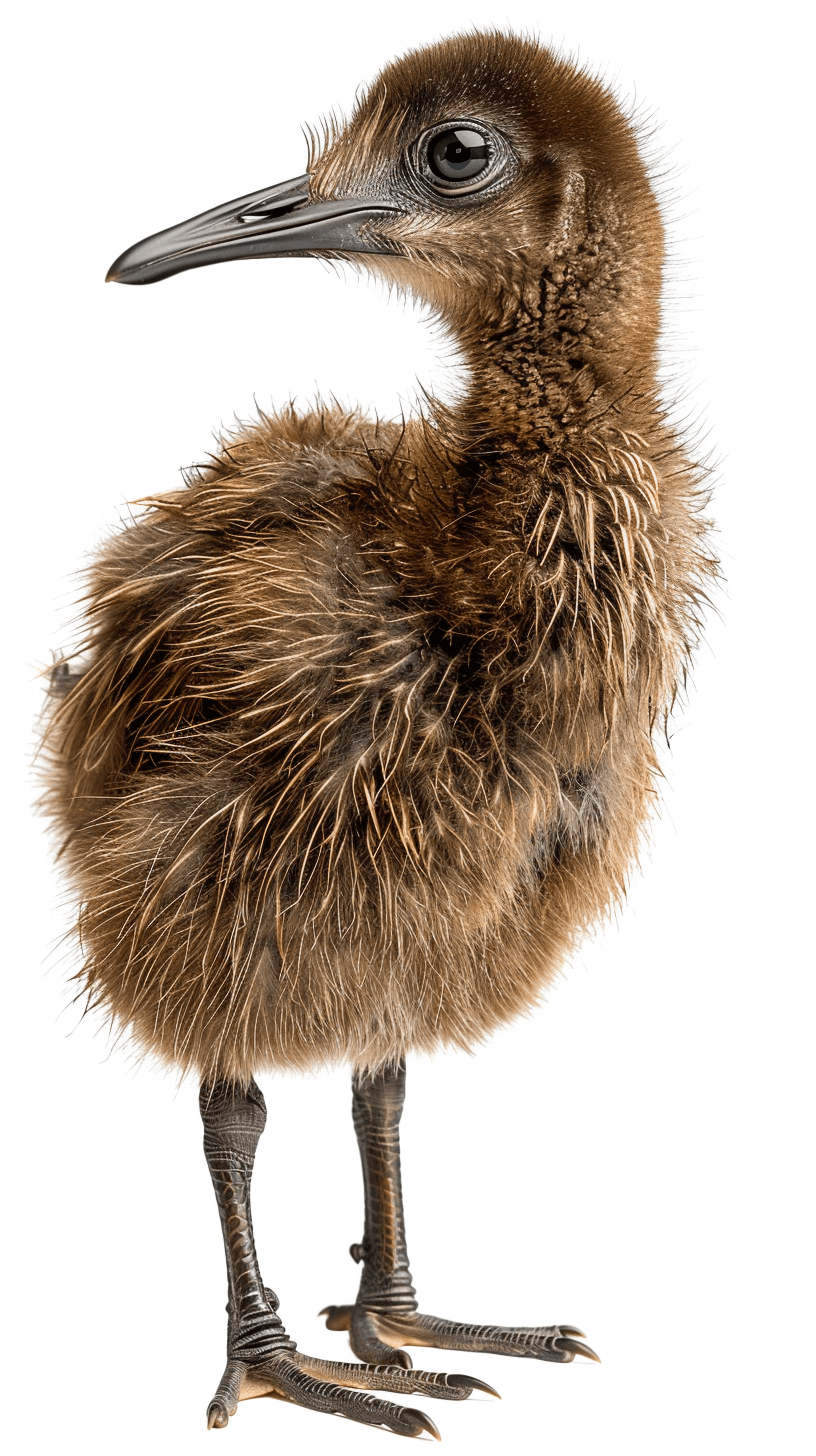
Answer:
xmin=43 ymin=32 xmax=714 ymax=1086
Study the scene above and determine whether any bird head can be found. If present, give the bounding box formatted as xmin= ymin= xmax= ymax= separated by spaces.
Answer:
xmin=108 ymin=32 xmax=662 ymax=378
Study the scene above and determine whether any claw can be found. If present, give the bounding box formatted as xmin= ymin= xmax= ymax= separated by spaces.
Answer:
xmin=403 ymin=1408 xmax=441 ymax=1440
xmin=446 ymin=1374 xmax=501 ymax=1399
xmin=553 ymin=1336 xmax=601 ymax=1363
xmin=207 ymin=1402 xmax=229 ymax=1430
xmin=558 ymin=1326 xmax=586 ymax=1338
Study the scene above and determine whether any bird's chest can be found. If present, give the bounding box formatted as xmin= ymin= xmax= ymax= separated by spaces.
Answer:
xmin=272 ymin=635 xmax=607 ymax=931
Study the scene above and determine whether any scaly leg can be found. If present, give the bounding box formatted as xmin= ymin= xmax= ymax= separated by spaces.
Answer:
xmin=321 ymin=1061 xmax=599 ymax=1368
xmin=200 ymin=1077 xmax=495 ymax=1437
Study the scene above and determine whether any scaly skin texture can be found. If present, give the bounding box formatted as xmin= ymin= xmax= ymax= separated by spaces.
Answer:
xmin=322 ymin=1062 xmax=598 ymax=1367
xmin=201 ymin=1078 xmax=495 ymax=1436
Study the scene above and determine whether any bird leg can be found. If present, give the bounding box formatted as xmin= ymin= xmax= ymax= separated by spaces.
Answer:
xmin=200 ymin=1077 xmax=494 ymax=1437
xmin=321 ymin=1061 xmax=599 ymax=1367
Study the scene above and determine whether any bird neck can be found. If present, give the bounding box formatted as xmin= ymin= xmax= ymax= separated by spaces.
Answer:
xmin=382 ymin=259 xmax=667 ymax=681
xmin=429 ymin=173 xmax=663 ymax=460
xmin=449 ymin=271 xmax=659 ymax=462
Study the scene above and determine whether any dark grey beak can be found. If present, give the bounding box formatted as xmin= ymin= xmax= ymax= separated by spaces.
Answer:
xmin=106 ymin=174 xmax=401 ymax=284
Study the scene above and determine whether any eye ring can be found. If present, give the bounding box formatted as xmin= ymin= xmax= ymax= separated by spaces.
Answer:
xmin=412 ymin=119 xmax=510 ymax=197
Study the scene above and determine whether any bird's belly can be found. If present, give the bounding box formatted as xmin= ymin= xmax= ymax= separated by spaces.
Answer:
xmin=57 ymin=743 xmax=624 ymax=1083
xmin=239 ymin=778 xmax=620 ymax=1078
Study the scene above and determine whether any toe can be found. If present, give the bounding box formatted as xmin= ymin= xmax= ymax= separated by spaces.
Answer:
xmin=293 ymin=1350 xmax=495 ymax=1402
xmin=206 ymin=1358 xmax=247 ymax=1429
xmin=350 ymin=1308 xmax=414 ymax=1368
xmin=268 ymin=1355 xmax=445 ymax=1437
xmin=325 ymin=1303 xmax=600 ymax=1369
xmin=320 ymin=1304 xmax=353 ymax=1331
xmin=206 ymin=1402 xmax=229 ymax=1430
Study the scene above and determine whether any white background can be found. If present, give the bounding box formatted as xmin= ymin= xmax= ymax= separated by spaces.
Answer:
xmin=3 ymin=2 xmax=813 ymax=1453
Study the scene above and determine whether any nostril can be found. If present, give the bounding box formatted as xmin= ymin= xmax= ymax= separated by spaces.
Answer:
xmin=239 ymin=210 xmax=284 ymax=223
xmin=238 ymin=194 xmax=310 ymax=224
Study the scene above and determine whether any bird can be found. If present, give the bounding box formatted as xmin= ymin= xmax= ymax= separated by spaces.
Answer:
xmin=43 ymin=30 xmax=714 ymax=1441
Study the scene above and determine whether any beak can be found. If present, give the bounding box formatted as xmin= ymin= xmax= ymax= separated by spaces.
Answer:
xmin=106 ymin=174 xmax=401 ymax=285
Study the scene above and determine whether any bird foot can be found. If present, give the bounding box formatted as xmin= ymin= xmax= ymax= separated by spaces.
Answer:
xmin=321 ymin=1304 xmax=599 ymax=1366
xmin=206 ymin=1346 xmax=499 ymax=1437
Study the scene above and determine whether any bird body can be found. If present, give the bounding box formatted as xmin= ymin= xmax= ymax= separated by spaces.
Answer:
xmin=50 ymin=400 xmax=689 ymax=1082
xmin=42 ymin=33 xmax=714 ymax=1435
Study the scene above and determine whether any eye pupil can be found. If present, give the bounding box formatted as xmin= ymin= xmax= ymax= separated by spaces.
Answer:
xmin=428 ymin=127 xmax=489 ymax=184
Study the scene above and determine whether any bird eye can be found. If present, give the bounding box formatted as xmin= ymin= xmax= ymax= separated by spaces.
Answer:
xmin=413 ymin=120 xmax=509 ymax=198
xmin=427 ymin=128 xmax=490 ymax=183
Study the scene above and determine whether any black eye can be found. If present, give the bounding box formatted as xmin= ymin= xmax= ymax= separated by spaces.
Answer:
xmin=428 ymin=128 xmax=489 ymax=183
